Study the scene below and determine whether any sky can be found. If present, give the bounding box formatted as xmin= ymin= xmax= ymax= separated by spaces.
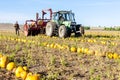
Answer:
xmin=0 ymin=0 xmax=120 ymax=27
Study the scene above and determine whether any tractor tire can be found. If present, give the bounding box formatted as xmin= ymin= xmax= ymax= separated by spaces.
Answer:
xmin=75 ymin=25 xmax=81 ymax=37
xmin=24 ymin=31 xmax=28 ymax=36
xmin=58 ymin=25 xmax=68 ymax=38
xmin=67 ymin=28 xmax=71 ymax=37
xmin=40 ymin=28 xmax=45 ymax=34
xmin=46 ymin=22 xmax=56 ymax=37
xmin=23 ymin=24 xmax=29 ymax=36
xmin=75 ymin=26 xmax=85 ymax=37
xmin=80 ymin=26 xmax=85 ymax=35
xmin=75 ymin=32 xmax=81 ymax=37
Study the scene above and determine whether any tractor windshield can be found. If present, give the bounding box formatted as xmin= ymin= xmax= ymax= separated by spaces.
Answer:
xmin=70 ymin=13 xmax=75 ymax=22
xmin=53 ymin=11 xmax=75 ymax=22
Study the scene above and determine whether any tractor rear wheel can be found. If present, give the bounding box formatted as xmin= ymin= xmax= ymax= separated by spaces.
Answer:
xmin=46 ymin=22 xmax=56 ymax=37
xmin=75 ymin=32 xmax=81 ymax=37
xmin=75 ymin=26 xmax=84 ymax=37
xmin=80 ymin=26 xmax=84 ymax=35
xmin=58 ymin=25 xmax=68 ymax=38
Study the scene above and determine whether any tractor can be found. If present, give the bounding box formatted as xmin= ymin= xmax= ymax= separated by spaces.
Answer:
xmin=23 ymin=9 xmax=84 ymax=38
xmin=45 ymin=10 xmax=84 ymax=38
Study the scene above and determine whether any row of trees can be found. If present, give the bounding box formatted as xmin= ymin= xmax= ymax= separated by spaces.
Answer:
xmin=83 ymin=26 xmax=90 ymax=30
xmin=104 ymin=27 xmax=120 ymax=31
xmin=83 ymin=26 xmax=120 ymax=31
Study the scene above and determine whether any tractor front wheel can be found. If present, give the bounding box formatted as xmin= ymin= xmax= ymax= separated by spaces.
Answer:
xmin=58 ymin=25 xmax=68 ymax=38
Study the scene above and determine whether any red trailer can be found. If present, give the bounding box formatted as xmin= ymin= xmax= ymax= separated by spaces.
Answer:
xmin=23 ymin=9 xmax=52 ymax=36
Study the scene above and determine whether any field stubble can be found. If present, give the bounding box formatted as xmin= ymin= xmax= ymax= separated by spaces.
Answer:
xmin=0 ymin=30 xmax=120 ymax=80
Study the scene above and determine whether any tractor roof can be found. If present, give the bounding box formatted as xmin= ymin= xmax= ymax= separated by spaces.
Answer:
xmin=53 ymin=10 xmax=72 ymax=14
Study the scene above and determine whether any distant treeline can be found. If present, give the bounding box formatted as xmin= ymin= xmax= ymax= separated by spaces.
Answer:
xmin=83 ymin=26 xmax=90 ymax=30
xmin=83 ymin=26 xmax=120 ymax=31
xmin=104 ymin=27 xmax=120 ymax=31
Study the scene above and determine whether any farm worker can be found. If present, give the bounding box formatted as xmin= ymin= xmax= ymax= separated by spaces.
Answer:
xmin=14 ymin=21 xmax=20 ymax=36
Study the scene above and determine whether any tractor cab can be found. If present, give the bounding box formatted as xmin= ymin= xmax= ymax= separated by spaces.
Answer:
xmin=52 ymin=11 xmax=76 ymax=26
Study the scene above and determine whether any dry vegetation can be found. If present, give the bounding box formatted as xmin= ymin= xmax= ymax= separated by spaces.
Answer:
xmin=0 ymin=25 xmax=120 ymax=80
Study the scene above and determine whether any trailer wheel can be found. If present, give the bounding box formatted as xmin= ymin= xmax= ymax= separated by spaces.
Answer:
xmin=59 ymin=25 xmax=68 ymax=38
xmin=46 ymin=22 xmax=56 ymax=37
xmin=24 ymin=31 xmax=28 ymax=36
xmin=23 ymin=24 xmax=29 ymax=36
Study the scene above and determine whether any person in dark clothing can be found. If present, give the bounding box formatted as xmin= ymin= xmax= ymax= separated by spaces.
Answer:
xmin=58 ymin=16 xmax=64 ymax=25
xmin=14 ymin=21 xmax=20 ymax=36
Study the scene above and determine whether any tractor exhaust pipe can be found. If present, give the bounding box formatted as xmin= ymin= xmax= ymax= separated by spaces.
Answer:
xmin=36 ymin=13 xmax=39 ymax=21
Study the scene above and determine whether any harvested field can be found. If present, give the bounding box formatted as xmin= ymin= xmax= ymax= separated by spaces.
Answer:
xmin=0 ymin=25 xmax=120 ymax=80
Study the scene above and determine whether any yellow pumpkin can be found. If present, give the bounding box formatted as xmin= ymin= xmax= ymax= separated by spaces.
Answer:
xmin=84 ymin=48 xmax=89 ymax=54
xmin=23 ymin=66 xmax=28 ymax=71
xmin=113 ymin=53 xmax=119 ymax=59
xmin=87 ymin=50 xmax=95 ymax=55
xmin=77 ymin=47 xmax=82 ymax=53
xmin=31 ymin=74 xmax=40 ymax=80
xmin=20 ymin=70 xmax=28 ymax=80
xmin=27 ymin=72 xmax=33 ymax=76
xmin=0 ymin=53 xmax=3 ymax=67
xmin=25 ymin=74 xmax=40 ymax=80
xmin=25 ymin=73 xmax=33 ymax=80
xmin=107 ymin=53 xmax=113 ymax=59
xmin=50 ymin=43 xmax=55 ymax=48
xmin=15 ymin=66 xmax=24 ymax=78
xmin=0 ymin=53 xmax=3 ymax=58
xmin=6 ymin=62 xmax=16 ymax=71
xmin=25 ymin=73 xmax=40 ymax=80
xmin=25 ymin=75 xmax=32 ymax=80
xmin=70 ymin=46 xmax=77 ymax=52
xmin=0 ymin=56 xmax=8 ymax=68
